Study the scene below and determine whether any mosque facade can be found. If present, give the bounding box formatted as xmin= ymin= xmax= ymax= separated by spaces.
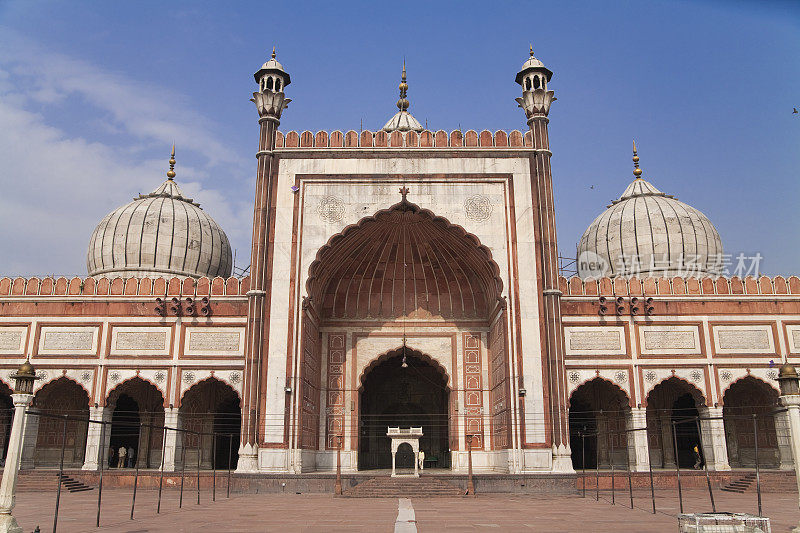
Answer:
xmin=0 ymin=48 xmax=797 ymax=476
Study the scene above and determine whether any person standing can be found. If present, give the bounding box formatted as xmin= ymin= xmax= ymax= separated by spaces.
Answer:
xmin=117 ymin=445 xmax=127 ymax=468
xmin=127 ymin=445 xmax=135 ymax=468
xmin=418 ymin=449 xmax=425 ymax=471
xmin=692 ymin=444 xmax=702 ymax=470
xmin=107 ymin=445 xmax=114 ymax=468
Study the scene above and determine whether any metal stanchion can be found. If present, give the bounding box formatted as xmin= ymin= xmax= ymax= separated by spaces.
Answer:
xmin=196 ymin=438 xmax=201 ymax=505
xmin=212 ymin=433 xmax=216 ymax=502
xmin=626 ymin=429 xmax=634 ymax=509
xmin=595 ymin=432 xmax=600 ymax=501
xmin=646 ymin=425 xmax=656 ymax=515
xmin=131 ymin=423 xmax=142 ymax=520
xmin=753 ymin=415 xmax=762 ymax=517
xmin=672 ymin=420 xmax=683 ymax=514
xmin=157 ymin=425 xmax=167 ymax=513
xmin=581 ymin=430 xmax=586 ymax=498
xmin=53 ymin=416 xmax=68 ymax=533
xmin=227 ymin=435 xmax=233 ymax=498
xmin=96 ymin=420 xmax=105 ymax=528
xmin=179 ymin=433 xmax=187 ymax=508
xmin=695 ymin=416 xmax=716 ymax=513
xmin=610 ymin=432 xmax=616 ymax=505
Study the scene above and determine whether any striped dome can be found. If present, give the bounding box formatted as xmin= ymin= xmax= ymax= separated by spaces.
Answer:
xmin=577 ymin=177 xmax=723 ymax=279
xmin=87 ymin=178 xmax=232 ymax=279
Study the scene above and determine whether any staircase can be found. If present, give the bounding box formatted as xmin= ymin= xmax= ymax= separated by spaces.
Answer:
xmin=17 ymin=471 xmax=94 ymax=493
xmin=720 ymin=473 xmax=757 ymax=494
xmin=343 ymin=476 xmax=464 ymax=497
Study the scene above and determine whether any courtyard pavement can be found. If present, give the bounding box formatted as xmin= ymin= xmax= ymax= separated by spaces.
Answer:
xmin=9 ymin=487 xmax=800 ymax=532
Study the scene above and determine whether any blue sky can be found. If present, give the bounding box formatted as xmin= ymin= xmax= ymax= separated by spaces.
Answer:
xmin=0 ymin=0 xmax=797 ymax=276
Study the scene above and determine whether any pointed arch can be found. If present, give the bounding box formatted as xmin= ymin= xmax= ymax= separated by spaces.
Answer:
xmin=359 ymin=345 xmax=451 ymax=391
xmin=306 ymin=200 xmax=503 ymax=320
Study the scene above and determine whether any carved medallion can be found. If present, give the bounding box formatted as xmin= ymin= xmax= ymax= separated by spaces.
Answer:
xmin=317 ymin=196 xmax=345 ymax=223
xmin=464 ymin=195 xmax=492 ymax=222
xmin=614 ymin=371 xmax=627 ymax=384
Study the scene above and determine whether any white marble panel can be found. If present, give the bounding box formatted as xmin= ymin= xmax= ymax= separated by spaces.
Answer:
xmin=786 ymin=325 xmax=800 ymax=354
xmin=39 ymin=326 xmax=99 ymax=355
xmin=184 ymin=327 xmax=245 ymax=356
xmin=639 ymin=325 xmax=701 ymax=355
xmin=712 ymin=325 xmax=774 ymax=354
xmin=0 ymin=326 xmax=27 ymax=354
xmin=110 ymin=326 xmax=171 ymax=356
xmin=564 ymin=326 xmax=626 ymax=356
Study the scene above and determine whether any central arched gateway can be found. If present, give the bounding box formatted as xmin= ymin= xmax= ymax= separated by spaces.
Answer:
xmin=358 ymin=348 xmax=450 ymax=470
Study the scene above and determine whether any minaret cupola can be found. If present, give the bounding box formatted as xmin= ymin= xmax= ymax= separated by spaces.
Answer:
xmin=254 ymin=47 xmax=291 ymax=93
xmin=515 ymin=45 xmax=553 ymax=91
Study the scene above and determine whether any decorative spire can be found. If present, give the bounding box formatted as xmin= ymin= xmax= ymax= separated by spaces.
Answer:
xmin=632 ymin=140 xmax=642 ymax=178
xmin=271 ymin=46 xmax=276 ymax=59
xmin=167 ymin=144 xmax=176 ymax=180
xmin=530 ymin=43 xmax=534 ymax=57
xmin=397 ymin=60 xmax=410 ymax=111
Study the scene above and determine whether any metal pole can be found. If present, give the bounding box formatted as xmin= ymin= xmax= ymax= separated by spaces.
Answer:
xmin=157 ymin=425 xmax=167 ymax=513
xmin=196 ymin=436 xmax=201 ymax=505
xmin=96 ymin=420 xmax=105 ymax=528
xmin=646 ymin=424 xmax=656 ymax=514
xmin=610 ymin=430 xmax=615 ymax=505
xmin=627 ymin=429 xmax=634 ymax=510
xmin=52 ymin=416 xmax=67 ymax=533
xmin=130 ymin=424 xmax=142 ymax=520
xmin=595 ymin=431 xmax=600 ymax=501
xmin=179 ymin=432 xmax=186 ymax=508
xmin=672 ymin=420 xmax=683 ymax=514
xmin=466 ymin=434 xmax=475 ymax=496
xmin=695 ymin=416 xmax=716 ymax=513
xmin=212 ymin=432 xmax=217 ymax=502
xmin=334 ymin=435 xmax=342 ymax=495
xmin=226 ymin=434 xmax=232 ymax=498
xmin=581 ymin=430 xmax=586 ymax=498
xmin=753 ymin=414 xmax=762 ymax=517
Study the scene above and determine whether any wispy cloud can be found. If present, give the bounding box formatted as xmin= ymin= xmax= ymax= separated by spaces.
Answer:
xmin=0 ymin=30 xmax=252 ymax=276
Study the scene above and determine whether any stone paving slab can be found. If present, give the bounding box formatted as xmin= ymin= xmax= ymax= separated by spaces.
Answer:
xmin=8 ymin=488 xmax=800 ymax=532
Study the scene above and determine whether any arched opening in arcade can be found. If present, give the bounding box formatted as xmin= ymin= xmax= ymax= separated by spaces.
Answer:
xmin=646 ymin=378 xmax=705 ymax=469
xmin=180 ymin=378 xmax=241 ymax=470
xmin=358 ymin=348 xmax=450 ymax=470
xmin=568 ymin=378 xmax=630 ymax=470
xmin=302 ymin=198 xmax=505 ymax=470
xmin=0 ymin=381 xmax=12 ymax=463
xmin=723 ymin=377 xmax=781 ymax=468
xmin=32 ymin=377 xmax=89 ymax=468
xmin=107 ymin=378 xmax=165 ymax=469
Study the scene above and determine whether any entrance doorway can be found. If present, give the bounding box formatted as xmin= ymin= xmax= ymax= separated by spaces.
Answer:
xmin=358 ymin=350 xmax=450 ymax=470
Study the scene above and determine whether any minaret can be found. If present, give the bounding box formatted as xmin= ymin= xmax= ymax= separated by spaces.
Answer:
xmin=239 ymin=48 xmax=291 ymax=472
xmin=515 ymin=46 xmax=572 ymax=472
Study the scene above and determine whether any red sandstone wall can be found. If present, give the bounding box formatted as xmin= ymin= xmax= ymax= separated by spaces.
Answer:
xmin=275 ymin=129 xmax=533 ymax=149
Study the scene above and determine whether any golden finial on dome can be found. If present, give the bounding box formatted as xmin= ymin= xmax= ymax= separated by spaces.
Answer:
xmin=397 ymin=59 xmax=409 ymax=111
xmin=632 ymin=140 xmax=642 ymax=178
xmin=530 ymin=44 xmax=534 ymax=57
xmin=271 ymin=46 xmax=276 ymax=60
xmin=167 ymin=143 xmax=176 ymax=180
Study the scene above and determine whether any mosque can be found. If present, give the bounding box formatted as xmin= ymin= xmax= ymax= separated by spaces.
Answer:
xmin=0 ymin=47 xmax=797 ymax=478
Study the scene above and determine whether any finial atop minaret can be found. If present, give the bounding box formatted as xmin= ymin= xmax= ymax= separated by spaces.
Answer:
xmin=397 ymin=60 xmax=410 ymax=112
xmin=530 ymin=43 xmax=534 ymax=56
xmin=271 ymin=46 xmax=276 ymax=59
xmin=632 ymin=140 xmax=642 ymax=178
xmin=167 ymin=144 xmax=176 ymax=180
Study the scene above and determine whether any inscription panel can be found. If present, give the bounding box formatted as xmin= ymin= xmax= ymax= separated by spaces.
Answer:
xmin=0 ymin=327 xmax=27 ymax=355
xmin=183 ymin=327 xmax=245 ymax=356
xmin=785 ymin=325 xmax=800 ymax=354
xmin=713 ymin=325 xmax=774 ymax=355
xmin=639 ymin=325 xmax=701 ymax=356
xmin=38 ymin=326 xmax=98 ymax=355
xmin=564 ymin=326 xmax=626 ymax=356
xmin=110 ymin=326 xmax=171 ymax=356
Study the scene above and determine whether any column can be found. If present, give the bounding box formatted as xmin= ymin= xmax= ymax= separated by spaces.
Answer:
xmin=659 ymin=415 xmax=676 ymax=468
xmin=699 ymin=407 xmax=731 ymax=471
xmin=627 ymin=408 xmax=651 ymax=472
xmin=161 ymin=407 xmax=181 ymax=472
xmin=0 ymin=393 xmax=34 ymax=533
xmin=18 ymin=412 xmax=38 ymax=470
xmin=775 ymin=409 xmax=795 ymax=470
xmin=82 ymin=406 xmax=111 ymax=470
